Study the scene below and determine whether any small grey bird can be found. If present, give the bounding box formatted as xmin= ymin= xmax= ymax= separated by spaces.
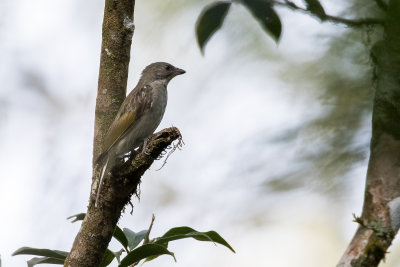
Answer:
xmin=95 ymin=62 xmax=185 ymax=207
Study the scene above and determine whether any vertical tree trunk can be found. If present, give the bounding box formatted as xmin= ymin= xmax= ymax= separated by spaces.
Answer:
xmin=64 ymin=1 xmax=182 ymax=265
xmin=64 ymin=0 xmax=135 ymax=266
xmin=338 ymin=1 xmax=400 ymax=266
xmin=93 ymin=0 xmax=136 ymax=164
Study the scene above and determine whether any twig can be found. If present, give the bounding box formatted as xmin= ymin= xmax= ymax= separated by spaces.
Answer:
xmin=273 ymin=0 xmax=385 ymax=27
xmin=156 ymin=133 xmax=184 ymax=171
xmin=130 ymin=215 xmax=156 ymax=267
xmin=143 ymin=214 xmax=156 ymax=245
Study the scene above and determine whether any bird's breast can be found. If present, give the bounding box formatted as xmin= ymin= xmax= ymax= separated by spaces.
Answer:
xmin=116 ymin=82 xmax=168 ymax=154
xmin=148 ymin=80 xmax=168 ymax=120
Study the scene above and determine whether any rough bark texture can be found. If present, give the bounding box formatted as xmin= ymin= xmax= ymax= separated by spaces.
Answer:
xmin=338 ymin=1 xmax=400 ymax=266
xmin=63 ymin=0 xmax=162 ymax=265
xmin=64 ymin=127 xmax=181 ymax=267
xmin=93 ymin=0 xmax=135 ymax=164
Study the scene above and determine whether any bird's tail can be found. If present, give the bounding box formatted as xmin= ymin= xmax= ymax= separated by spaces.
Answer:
xmin=95 ymin=150 xmax=108 ymax=165
xmin=95 ymin=156 xmax=109 ymax=207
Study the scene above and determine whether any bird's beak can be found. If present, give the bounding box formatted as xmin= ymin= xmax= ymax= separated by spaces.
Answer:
xmin=174 ymin=67 xmax=186 ymax=76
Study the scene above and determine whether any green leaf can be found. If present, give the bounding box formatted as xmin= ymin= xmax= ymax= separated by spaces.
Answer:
xmin=67 ymin=213 xmax=86 ymax=223
xmin=118 ymin=244 xmax=175 ymax=267
xmin=112 ymin=249 xmax=125 ymax=264
xmin=12 ymin=247 xmax=68 ymax=260
xmin=195 ymin=1 xmax=231 ymax=54
xmin=241 ymin=0 xmax=282 ymax=42
xmin=303 ymin=0 xmax=325 ymax=19
xmin=100 ymin=249 xmax=116 ymax=267
xmin=113 ymin=226 xmax=129 ymax=251
xmin=143 ymin=243 xmax=168 ymax=263
xmin=155 ymin=226 xmax=235 ymax=253
xmin=27 ymin=257 xmax=64 ymax=267
xmin=99 ymin=249 xmax=125 ymax=267
xmin=123 ymin=228 xmax=147 ymax=250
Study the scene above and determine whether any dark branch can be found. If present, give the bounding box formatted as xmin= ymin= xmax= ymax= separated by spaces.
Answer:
xmin=113 ymin=127 xmax=182 ymax=179
xmin=274 ymin=0 xmax=385 ymax=27
xmin=64 ymin=127 xmax=181 ymax=267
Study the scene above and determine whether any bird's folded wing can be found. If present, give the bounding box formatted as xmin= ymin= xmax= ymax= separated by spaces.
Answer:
xmin=102 ymin=84 xmax=154 ymax=154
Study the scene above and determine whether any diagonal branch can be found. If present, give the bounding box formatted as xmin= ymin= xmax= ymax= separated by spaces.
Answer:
xmin=65 ymin=127 xmax=181 ymax=267
xmin=273 ymin=0 xmax=385 ymax=27
xmin=94 ymin=127 xmax=183 ymax=208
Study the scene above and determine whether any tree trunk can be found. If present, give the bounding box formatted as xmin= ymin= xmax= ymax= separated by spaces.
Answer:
xmin=64 ymin=1 xmax=182 ymax=266
xmin=92 ymin=0 xmax=136 ymax=164
xmin=64 ymin=0 xmax=135 ymax=265
xmin=338 ymin=1 xmax=400 ymax=266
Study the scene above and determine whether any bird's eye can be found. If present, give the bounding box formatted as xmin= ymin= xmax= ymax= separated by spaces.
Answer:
xmin=165 ymin=65 xmax=171 ymax=71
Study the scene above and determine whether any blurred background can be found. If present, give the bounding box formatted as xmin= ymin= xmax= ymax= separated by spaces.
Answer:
xmin=0 ymin=0 xmax=398 ymax=266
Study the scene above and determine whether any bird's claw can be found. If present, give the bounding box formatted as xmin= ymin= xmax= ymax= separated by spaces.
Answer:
xmin=141 ymin=138 xmax=151 ymax=155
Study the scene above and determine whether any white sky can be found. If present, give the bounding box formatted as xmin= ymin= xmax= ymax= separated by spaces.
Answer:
xmin=1 ymin=0 xmax=399 ymax=266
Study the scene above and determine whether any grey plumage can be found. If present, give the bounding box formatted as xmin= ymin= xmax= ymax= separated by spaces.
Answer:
xmin=95 ymin=62 xmax=185 ymax=207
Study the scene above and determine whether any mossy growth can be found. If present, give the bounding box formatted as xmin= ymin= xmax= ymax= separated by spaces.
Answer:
xmin=367 ymin=220 xmax=395 ymax=240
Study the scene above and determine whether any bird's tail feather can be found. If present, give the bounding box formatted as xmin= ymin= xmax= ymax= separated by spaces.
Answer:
xmin=95 ymin=150 xmax=108 ymax=165
xmin=95 ymin=156 xmax=109 ymax=207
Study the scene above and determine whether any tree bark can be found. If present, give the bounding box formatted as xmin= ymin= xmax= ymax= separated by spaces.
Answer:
xmin=64 ymin=128 xmax=181 ymax=267
xmin=93 ymin=0 xmax=135 ymax=164
xmin=64 ymin=1 xmax=182 ymax=266
xmin=338 ymin=1 xmax=400 ymax=266
xmin=64 ymin=0 xmax=135 ymax=265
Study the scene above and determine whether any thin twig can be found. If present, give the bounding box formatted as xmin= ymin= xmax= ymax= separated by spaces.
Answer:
xmin=143 ymin=214 xmax=156 ymax=245
xmin=130 ymin=215 xmax=156 ymax=267
xmin=273 ymin=0 xmax=385 ymax=27
xmin=156 ymin=131 xmax=184 ymax=171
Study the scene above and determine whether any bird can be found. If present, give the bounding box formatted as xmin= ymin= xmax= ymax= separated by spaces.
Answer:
xmin=95 ymin=62 xmax=185 ymax=207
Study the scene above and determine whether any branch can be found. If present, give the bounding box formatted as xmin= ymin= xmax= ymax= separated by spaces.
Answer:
xmin=64 ymin=127 xmax=182 ymax=267
xmin=338 ymin=1 xmax=400 ymax=266
xmin=273 ymin=0 xmax=384 ymax=27
xmin=65 ymin=0 xmax=136 ymax=265
xmin=92 ymin=0 xmax=136 ymax=164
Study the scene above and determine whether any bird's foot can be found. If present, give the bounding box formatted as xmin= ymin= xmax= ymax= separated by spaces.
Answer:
xmin=141 ymin=138 xmax=151 ymax=156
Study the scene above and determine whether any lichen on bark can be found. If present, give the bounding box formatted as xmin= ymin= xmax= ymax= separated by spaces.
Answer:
xmin=338 ymin=1 xmax=400 ymax=266
xmin=65 ymin=0 xmax=137 ymax=266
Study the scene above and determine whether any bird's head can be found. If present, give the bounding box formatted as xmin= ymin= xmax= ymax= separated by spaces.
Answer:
xmin=141 ymin=62 xmax=185 ymax=84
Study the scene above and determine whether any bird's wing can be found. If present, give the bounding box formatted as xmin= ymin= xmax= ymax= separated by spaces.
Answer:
xmin=102 ymin=84 xmax=153 ymax=154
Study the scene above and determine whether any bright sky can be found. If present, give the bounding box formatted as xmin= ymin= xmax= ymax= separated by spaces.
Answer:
xmin=1 ymin=0 xmax=399 ymax=266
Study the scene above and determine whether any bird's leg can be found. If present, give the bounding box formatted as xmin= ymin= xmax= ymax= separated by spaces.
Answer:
xmin=142 ymin=138 xmax=151 ymax=155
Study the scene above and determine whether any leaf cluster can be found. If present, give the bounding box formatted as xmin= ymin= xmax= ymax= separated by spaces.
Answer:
xmin=195 ymin=0 xmax=384 ymax=53
xmin=196 ymin=0 xmax=282 ymax=54
xmin=12 ymin=213 xmax=234 ymax=267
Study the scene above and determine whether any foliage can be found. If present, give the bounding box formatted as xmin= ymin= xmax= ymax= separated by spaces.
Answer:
xmin=195 ymin=0 xmax=316 ymax=53
xmin=12 ymin=213 xmax=234 ymax=267
xmin=194 ymin=0 xmax=386 ymax=198
xmin=196 ymin=1 xmax=232 ymax=54
xmin=195 ymin=0 xmax=383 ymax=53
xmin=304 ymin=0 xmax=326 ymax=19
